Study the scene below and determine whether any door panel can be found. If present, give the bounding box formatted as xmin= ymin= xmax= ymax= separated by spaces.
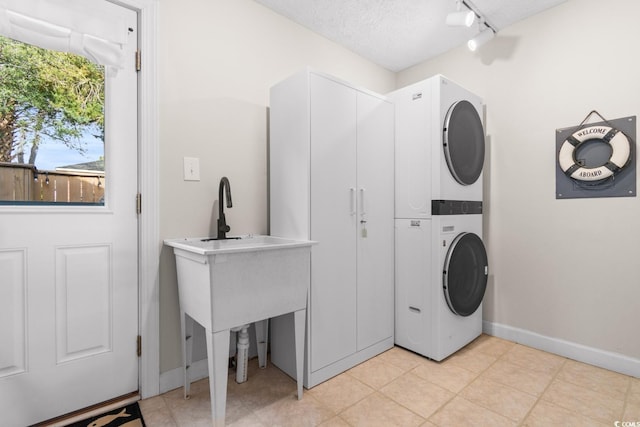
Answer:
xmin=0 ymin=249 xmax=27 ymax=378
xmin=309 ymin=74 xmax=358 ymax=372
xmin=356 ymin=92 xmax=395 ymax=350
xmin=0 ymin=4 xmax=138 ymax=425
xmin=55 ymin=244 xmax=112 ymax=362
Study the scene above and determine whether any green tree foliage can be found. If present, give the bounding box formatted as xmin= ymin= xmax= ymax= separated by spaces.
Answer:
xmin=0 ymin=35 xmax=104 ymax=164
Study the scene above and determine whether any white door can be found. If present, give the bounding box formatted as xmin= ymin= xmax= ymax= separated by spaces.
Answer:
xmin=0 ymin=3 xmax=139 ymax=426
xmin=356 ymin=92 xmax=395 ymax=350
xmin=309 ymin=74 xmax=358 ymax=372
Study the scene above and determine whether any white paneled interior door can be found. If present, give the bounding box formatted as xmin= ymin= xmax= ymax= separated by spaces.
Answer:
xmin=0 ymin=3 xmax=139 ymax=426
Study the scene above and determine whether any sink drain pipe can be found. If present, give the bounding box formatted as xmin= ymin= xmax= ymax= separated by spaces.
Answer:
xmin=232 ymin=324 xmax=250 ymax=383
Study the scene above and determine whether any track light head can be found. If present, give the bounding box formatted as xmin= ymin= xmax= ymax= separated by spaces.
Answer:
xmin=468 ymin=28 xmax=494 ymax=51
xmin=446 ymin=10 xmax=475 ymax=27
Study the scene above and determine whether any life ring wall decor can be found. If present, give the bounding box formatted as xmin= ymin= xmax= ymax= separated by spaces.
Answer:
xmin=558 ymin=125 xmax=632 ymax=181
xmin=555 ymin=114 xmax=636 ymax=199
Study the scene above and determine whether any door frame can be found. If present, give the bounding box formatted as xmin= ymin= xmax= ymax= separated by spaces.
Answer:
xmin=112 ymin=0 xmax=160 ymax=399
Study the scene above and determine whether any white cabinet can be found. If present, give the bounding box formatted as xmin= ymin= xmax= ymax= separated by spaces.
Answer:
xmin=269 ymin=69 xmax=394 ymax=388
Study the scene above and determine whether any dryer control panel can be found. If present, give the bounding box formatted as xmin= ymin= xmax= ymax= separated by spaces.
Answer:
xmin=432 ymin=200 xmax=483 ymax=215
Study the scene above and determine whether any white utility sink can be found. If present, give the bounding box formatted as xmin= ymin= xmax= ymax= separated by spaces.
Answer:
xmin=166 ymin=234 xmax=314 ymax=255
xmin=164 ymin=235 xmax=315 ymax=427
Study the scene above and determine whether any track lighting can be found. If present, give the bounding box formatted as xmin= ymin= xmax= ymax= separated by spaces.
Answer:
xmin=446 ymin=0 xmax=475 ymax=27
xmin=450 ymin=1 xmax=497 ymax=52
xmin=446 ymin=10 xmax=475 ymax=27
xmin=468 ymin=27 xmax=494 ymax=51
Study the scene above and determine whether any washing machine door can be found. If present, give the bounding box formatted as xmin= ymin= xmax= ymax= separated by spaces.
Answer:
xmin=443 ymin=232 xmax=488 ymax=316
xmin=443 ymin=100 xmax=485 ymax=185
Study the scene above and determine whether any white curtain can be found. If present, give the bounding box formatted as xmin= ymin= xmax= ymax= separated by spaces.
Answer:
xmin=0 ymin=0 xmax=131 ymax=74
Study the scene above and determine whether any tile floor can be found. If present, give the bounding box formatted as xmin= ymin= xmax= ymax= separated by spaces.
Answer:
xmin=139 ymin=335 xmax=640 ymax=426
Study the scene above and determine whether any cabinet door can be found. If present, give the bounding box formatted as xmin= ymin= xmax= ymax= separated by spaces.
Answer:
xmin=309 ymin=74 xmax=358 ymax=371
xmin=356 ymin=92 xmax=395 ymax=351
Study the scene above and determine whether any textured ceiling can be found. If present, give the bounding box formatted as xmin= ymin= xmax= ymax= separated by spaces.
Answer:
xmin=253 ymin=0 xmax=567 ymax=71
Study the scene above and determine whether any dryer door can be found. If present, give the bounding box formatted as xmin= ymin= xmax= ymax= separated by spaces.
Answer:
xmin=443 ymin=232 xmax=488 ymax=316
xmin=443 ymin=100 xmax=485 ymax=185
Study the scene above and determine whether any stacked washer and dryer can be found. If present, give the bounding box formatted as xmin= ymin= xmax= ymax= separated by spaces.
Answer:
xmin=390 ymin=75 xmax=489 ymax=361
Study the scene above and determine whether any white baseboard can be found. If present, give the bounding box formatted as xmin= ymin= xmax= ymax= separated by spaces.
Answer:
xmin=159 ymin=358 xmax=210 ymax=394
xmin=483 ymin=321 xmax=640 ymax=378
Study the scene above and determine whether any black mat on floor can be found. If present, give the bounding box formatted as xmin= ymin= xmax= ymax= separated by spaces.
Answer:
xmin=67 ymin=402 xmax=146 ymax=427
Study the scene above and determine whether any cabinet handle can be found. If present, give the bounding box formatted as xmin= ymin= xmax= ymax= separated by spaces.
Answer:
xmin=350 ymin=188 xmax=356 ymax=216
xmin=359 ymin=188 xmax=366 ymax=217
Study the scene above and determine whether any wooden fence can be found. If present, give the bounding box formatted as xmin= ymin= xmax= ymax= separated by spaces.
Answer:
xmin=0 ymin=162 xmax=105 ymax=204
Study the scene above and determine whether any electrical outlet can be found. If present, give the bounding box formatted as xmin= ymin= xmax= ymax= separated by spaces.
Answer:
xmin=183 ymin=157 xmax=200 ymax=181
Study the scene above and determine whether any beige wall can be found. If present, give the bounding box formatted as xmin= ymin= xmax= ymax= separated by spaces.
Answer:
xmin=158 ymin=0 xmax=395 ymax=373
xmin=398 ymin=0 xmax=640 ymax=359
xmin=158 ymin=0 xmax=640 ymax=376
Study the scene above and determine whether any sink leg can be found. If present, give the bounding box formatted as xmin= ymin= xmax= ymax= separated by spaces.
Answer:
xmin=206 ymin=328 xmax=230 ymax=427
xmin=293 ymin=308 xmax=306 ymax=400
xmin=181 ymin=311 xmax=194 ymax=399
xmin=255 ymin=319 xmax=269 ymax=369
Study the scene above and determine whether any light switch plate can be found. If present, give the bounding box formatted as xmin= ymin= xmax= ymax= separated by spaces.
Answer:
xmin=183 ymin=157 xmax=200 ymax=181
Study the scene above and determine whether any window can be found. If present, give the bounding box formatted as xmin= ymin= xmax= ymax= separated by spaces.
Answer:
xmin=0 ymin=34 xmax=105 ymax=205
xmin=0 ymin=0 xmax=132 ymax=206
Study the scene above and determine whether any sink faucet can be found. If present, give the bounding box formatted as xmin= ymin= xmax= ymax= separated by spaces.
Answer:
xmin=217 ymin=176 xmax=233 ymax=239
